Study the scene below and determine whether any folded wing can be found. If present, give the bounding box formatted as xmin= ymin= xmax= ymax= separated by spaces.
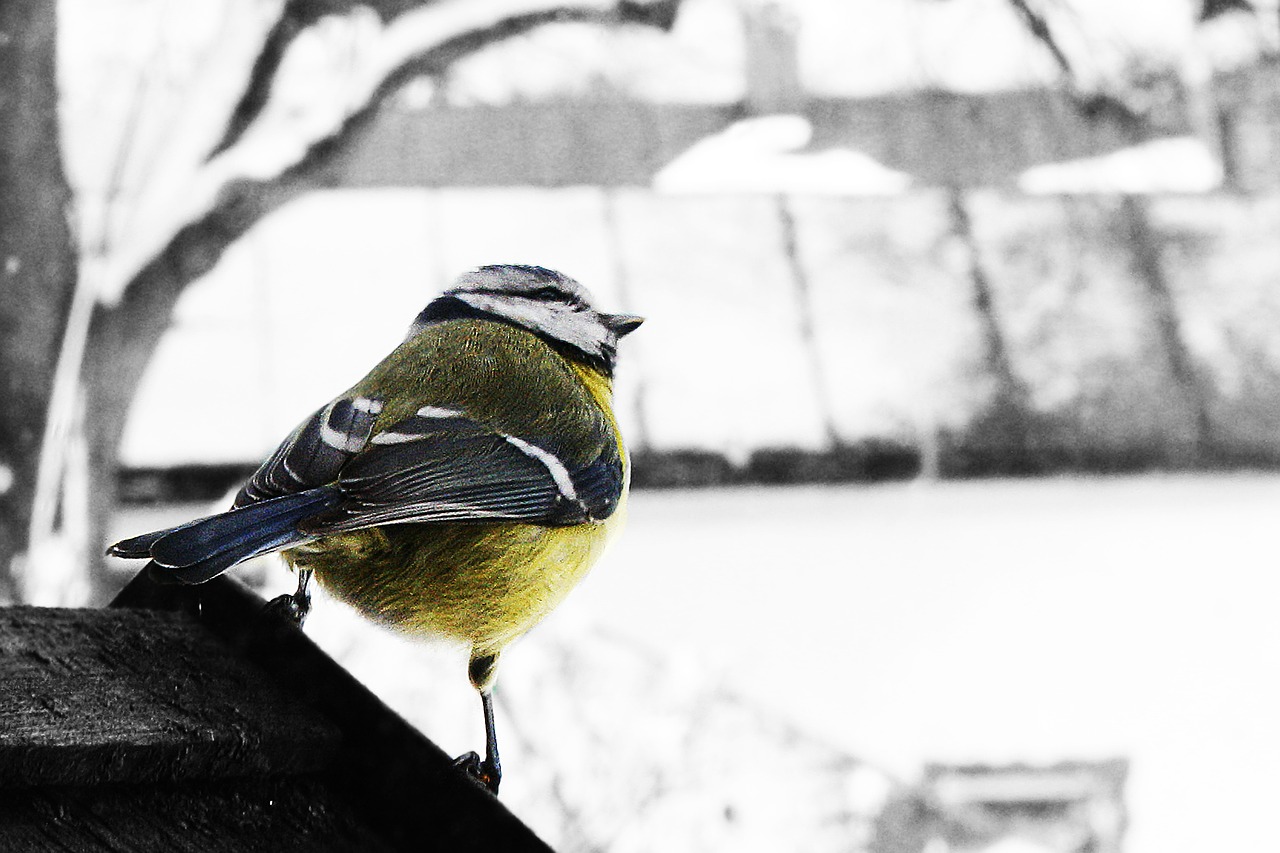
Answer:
xmin=110 ymin=398 xmax=624 ymax=585
xmin=309 ymin=405 xmax=623 ymax=532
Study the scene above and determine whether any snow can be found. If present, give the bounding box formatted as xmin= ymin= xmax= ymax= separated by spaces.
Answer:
xmin=109 ymin=473 xmax=1280 ymax=852
xmin=982 ymin=840 xmax=1057 ymax=853
xmin=654 ymin=114 xmax=914 ymax=196
xmin=1018 ymin=137 xmax=1224 ymax=195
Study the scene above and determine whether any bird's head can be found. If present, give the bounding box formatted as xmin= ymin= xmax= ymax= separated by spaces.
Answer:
xmin=411 ymin=265 xmax=643 ymax=374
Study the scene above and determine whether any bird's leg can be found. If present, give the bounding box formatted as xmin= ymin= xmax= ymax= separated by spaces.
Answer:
xmin=454 ymin=652 xmax=502 ymax=793
xmin=479 ymin=689 xmax=502 ymax=790
xmin=264 ymin=568 xmax=313 ymax=627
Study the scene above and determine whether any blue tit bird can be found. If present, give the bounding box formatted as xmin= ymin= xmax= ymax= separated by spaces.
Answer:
xmin=107 ymin=264 xmax=643 ymax=793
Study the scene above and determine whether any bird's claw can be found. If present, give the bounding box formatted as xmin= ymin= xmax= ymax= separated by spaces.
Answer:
xmin=453 ymin=751 xmax=501 ymax=794
xmin=263 ymin=591 xmax=310 ymax=627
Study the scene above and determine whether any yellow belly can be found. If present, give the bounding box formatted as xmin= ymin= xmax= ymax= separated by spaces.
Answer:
xmin=289 ymin=353 xmax=629 ymax=658
xmin=284 ymin=493 xmax=625 ymax=655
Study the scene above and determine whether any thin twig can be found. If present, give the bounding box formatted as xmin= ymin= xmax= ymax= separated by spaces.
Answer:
xmin=1006 ymin=0 xmax=1073 ymax=79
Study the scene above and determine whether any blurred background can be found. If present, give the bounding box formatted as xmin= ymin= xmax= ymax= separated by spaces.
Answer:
xmin=3 ymin=0 xmax=1280 ymax=850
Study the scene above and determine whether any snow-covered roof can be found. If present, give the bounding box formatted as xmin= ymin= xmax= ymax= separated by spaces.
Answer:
xmin=1019 ymin=136 xmax=1223 ymax=194
xmin=653 ymin=114 xmax=912 ymax=196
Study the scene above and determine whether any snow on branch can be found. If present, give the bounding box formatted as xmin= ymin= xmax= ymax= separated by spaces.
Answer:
xmin=100 ymin=0 xmax=684 ymax=364
xmin=209 ymin=0 xmax=679 ymax=159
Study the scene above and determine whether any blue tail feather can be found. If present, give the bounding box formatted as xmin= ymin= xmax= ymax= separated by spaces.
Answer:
xmin=118 ymin=487 xmax=341 ymax=586
xmin=107 ymin=515 xmax=215 ymax=559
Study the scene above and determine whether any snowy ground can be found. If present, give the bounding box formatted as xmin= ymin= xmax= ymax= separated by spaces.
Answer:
xmin=110 ymin=473 xmax=1280 ymax=853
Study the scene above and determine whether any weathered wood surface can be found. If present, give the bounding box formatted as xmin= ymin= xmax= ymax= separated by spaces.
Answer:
xmin=0 ymin=606 xmax=338 ymax=788
xmin=110 ymin=571 xmax=554 ymax=853
xmin=0 ymin=776 xmax=392 ymax=852
xmin=0 ymin=572 xmax=553 ymax=852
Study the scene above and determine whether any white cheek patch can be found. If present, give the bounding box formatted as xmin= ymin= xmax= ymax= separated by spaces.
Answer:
xmin=452 ymin=291 xmax=610 ymax=360
xmin=503 ymin=435 xmax=578 ymax=502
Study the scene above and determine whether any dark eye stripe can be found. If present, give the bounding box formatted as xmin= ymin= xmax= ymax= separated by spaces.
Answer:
xmin=465 ymin=285 xmax=585 ymax=307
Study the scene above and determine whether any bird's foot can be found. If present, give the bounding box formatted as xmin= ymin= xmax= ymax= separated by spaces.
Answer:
xmin=263 ymin=590 xmax=310 ymax=627
xmin=453 ymin=751 xmax=501 ymax=794
xmin=264 ymin=570 xmax=313 ymax=627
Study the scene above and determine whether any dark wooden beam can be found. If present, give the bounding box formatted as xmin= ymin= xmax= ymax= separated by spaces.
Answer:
xmin=110 ymin=570 xmax=553 ymax=852
xmin=0 ymin=606 xmax=339 ymax=789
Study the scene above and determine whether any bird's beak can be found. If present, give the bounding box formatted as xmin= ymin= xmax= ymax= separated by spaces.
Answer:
xmin=603 ymin=313 xmax=645 ymax=337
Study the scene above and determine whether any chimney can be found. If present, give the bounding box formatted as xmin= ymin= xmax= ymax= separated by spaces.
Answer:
xmin=742 ymin=1 xmax=804 ymax=115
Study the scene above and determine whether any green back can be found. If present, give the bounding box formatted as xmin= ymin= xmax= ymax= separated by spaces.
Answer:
xmin=350 ymin=320 xmax=611 ymax=466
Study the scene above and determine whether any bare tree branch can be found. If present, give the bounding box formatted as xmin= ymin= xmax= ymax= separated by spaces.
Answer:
xmin=208 ymin=0 xmax=419 ymax=159
xmin=182 ymin=0 xmax=690 ymax=295
xmin=209 ymin=0 xmax=679 ymax=159
xmin=209 ymin=0 xmax=327 ymax=160
xmin=1199 ymin=0 xmax=1253 ymax=21
xmin=366 ymin=2 xmax=679 ymax=99
xmin=999 ymin=0 xmax=1149 ymax=133
xmin=1006 ymin=0 xmax=1073 ymax=78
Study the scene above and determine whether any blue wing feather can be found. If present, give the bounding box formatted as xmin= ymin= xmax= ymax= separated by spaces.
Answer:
xmin=235 ymin=397 xmax=382 ymax=507
xmin=108 ymin=396 xmax=624 ymax=583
